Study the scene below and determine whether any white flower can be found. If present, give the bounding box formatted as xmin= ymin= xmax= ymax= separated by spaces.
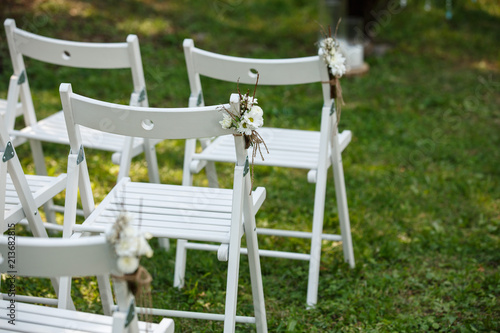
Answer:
xmin=243 ymin=96 xmax=258 ymax=108
xmin=320 ymin=37 xmax=346 ymax=78
xmin=237 ymin=121 xmax=253 ymax=135
xmin=117 ymin=255 xmax=139 ymax=274
xmin=219 ymin=113 xmax=233 ymax=129
xmin=115 ymin=234 xmax=139 ymax=257
xmin=328 ymin=52 xmax=346 ymax=77
xmin=243 ymin=106 xmax=264 ymax=129
xmin=138 ymin=236 xmax=154 ymax=258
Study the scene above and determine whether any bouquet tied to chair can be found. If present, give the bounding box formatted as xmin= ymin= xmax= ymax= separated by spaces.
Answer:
xmin=106 ymin=210 xmax=154 ymax=322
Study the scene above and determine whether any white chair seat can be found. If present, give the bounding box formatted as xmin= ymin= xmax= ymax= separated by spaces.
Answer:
xmin=193 ymin=127 xmax=352 ymax=170
xmin=0 ymin=300 xmax=175 ymax=333
xmin=4 ymin=173 xmax=66 ymax=225
xmin=79 ymin=178 xmax=266 ymax=244
xmin=11 ymin=111 xmax=148 ymax=154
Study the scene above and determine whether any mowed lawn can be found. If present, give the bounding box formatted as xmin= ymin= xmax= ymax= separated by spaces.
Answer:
xmin=0 ymin=0 xmax=499 ymax=332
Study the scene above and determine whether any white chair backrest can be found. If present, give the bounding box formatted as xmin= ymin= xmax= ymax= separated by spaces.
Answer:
xmin=183 ymin=38 xmax=332 ymax=107
xmin=0 ymin=235 xmax=117 ymax=277
xmin=60 ymin=83 xmax=234 ymax=151
xmin=4 ymin=18 xmax=148 ymax=124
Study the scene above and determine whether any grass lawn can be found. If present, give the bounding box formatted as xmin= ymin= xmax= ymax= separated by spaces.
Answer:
xmin=1 ymin=0 xmax=499 ymax=331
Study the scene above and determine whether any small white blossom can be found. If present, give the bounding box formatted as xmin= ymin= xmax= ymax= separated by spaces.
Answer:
xmin=320 ymin=36 xmax=346 ymax=78
xmin=237 ymin=121 xmax=253 ymax=135
xmin=138 ymin=236 xmax=154 ymax=258
xmin=219 ymin=113 xmax=233 ymax=129
xmin=243 ymin=106 xmax=264 ymax=129
xmin=117 ymin=255 xmax=140 ymax=274
xmin=107 ymin=209 xmax=154 ymax=274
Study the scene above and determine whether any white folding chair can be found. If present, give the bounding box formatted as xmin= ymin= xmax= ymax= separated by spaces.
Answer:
xmin=60 ymin=83 xmax=268 ymax=332
xmin=179 ymin=38 xmax=355 ymax=307
xmin=1 ymin=74 xmax=70 ymax=307
xmin=0 ymin=235 xmax=175 ymax=333
xmin=2 ymin=18 xmax=160 ymax=197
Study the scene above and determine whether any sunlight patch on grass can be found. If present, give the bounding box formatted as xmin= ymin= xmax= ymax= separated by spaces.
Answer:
xmin=117 ymin=18 xmax=174 ymax=37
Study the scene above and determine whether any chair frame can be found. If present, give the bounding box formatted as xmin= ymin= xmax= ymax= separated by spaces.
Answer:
xmin=3 ymin=18 xmax=160 ymax=192
xmin=179 ymin=38 xmax=355 ymax=306
xmin=0 ymin=235 xmax=174 ymax=333
xmin=1 ymin=73 xmax=70 ymax=307
xmin=60 ymin=83 xmax=267 ymax=332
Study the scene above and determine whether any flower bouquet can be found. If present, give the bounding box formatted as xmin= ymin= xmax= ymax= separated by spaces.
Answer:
xmin=318 ymin=22 xmax=346 ymax=123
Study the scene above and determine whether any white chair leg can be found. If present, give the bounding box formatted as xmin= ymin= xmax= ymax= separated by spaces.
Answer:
xmin=199 ymin=139 xmax=219 ymax=188
xmin=243 ymin=193 xmax=267 ymax=333
xmin=306 ymin=168 xmax=328 ymax=308
xmin=332 ymin=153 xmax=355 ymax=268
xmin=223 ymin=237 xmax=241 ymax=333
xmin=173 ymin=239 xmax=188 ymax=288
xmin=158 ymin=238 xmax=170 ymax=251
xmin=143 ymin=139 xmax=160 ymax=184
xmin=57 ymin=276 xmax=76 ymax=311
xmin=97 ymin=274 xmax=114 ymax=316
xmin=29 ymin=139 xmax=57 ymax=223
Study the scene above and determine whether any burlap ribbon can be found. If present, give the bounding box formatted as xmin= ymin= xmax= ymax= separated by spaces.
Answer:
xmin=327 ymin=73 xmax=345 ymax=125
xmin=236 ymin=132 xmax=268 ymax=195
xmin=113 ymin=265 xmax=153 ymax=331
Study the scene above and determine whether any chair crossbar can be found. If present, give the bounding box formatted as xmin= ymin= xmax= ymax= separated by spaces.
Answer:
xmin=136 ymin=307 xmax=256 ymax=324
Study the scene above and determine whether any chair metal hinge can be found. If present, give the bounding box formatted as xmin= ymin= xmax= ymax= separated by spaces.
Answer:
xmin=2 ymin=142 xmax=15 ymax=162
xmin=243 ymin=156 xmax=249 ymax=177
xmin=125 ymin=299 xmax=136 ymax=328
xmin=76 ymin=145 xmax=85 ymax=165
xmin=329 ymin=102 xmax=336 ymax=116
xmin=137 ymin=87 xmax=146 ymax=104
xmin=17 ymin=71 xmax=26 ymax=85
xmin=196 ymin=91 xmax=203 ymax=106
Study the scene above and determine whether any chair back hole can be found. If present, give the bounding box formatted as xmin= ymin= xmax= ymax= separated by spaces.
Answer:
xmin=248 ymin=68 xmax=258 ymax=78
xmin=141 ymin=119 xmax=154 ymax=131
xmin=62 ymin=51 xmax=71 ymax=60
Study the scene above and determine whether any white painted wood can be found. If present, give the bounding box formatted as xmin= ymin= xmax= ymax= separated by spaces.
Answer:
xmin=61 ymin=88 xmax=267 ymax=332
xmin=181 ymin=38 xmax=356 ymax=307
xmin=0 ymin=236 xmax=175 ymax=333
xmin=3 ymin=18 xmax=160 ymax=185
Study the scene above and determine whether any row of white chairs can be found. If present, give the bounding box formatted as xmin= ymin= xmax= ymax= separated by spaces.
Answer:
xmin=1 ymin=17 xmax=356 ymax=332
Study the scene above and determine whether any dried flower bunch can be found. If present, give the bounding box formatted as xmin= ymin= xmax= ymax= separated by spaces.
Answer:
xmin=106 ymin=211 xmax=153 ymax=274
xmin=220 ymin=75 xmax=265 ymax=148
xmin=220 ymin=74 xmax=268 ymax=192
xmin=318 ymin=22 xmax=346 ymax=123
xmin=319 ymin=31 xmax=347 ymax=78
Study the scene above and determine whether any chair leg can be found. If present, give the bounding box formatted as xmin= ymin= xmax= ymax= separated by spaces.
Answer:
xmin=223 ymin=236 xmax=241 ymax=333
xmin=243 ymin=195 xmax=268 ymax=333
xmin=332 ymin=154 xmax=355 ymax=268
xmin=97 ymin=274 xmax=114 ymax=316
xmin=29 ymin=139 xmax=57 ymax=223
xmin=57 ymin=276 xmax=76 ymax=311
xmin=173 ymin=239 xmax=188 ymax=288
xmin=199 ymin=139 xmax=219 ymax=188
xmin=306 ymin=171 xmax=328 ymax=308
xmin=143 ymin=139 xmax=160 ymax=184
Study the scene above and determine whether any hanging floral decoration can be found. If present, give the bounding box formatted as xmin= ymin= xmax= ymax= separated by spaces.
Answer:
xmin=106 ymin=208 xmax=154 ymax=326
xmin=318 ymin=21 xmax=346 ymax=124
xmin=220 ymin=73 xmax=268 ymax=192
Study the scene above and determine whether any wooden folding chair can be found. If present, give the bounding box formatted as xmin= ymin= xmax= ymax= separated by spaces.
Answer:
xmin=0 ymin=235 xmax=175 ymax=332
xmin=179 ymin=38 xmax=355 ymax=307
xmin=1 ymin=73 xmax=70 ymax=308
xmin=2 ymin=18 xmax=160 ymax=197
xmin=59 ymin=83 xmax=268 ymax=332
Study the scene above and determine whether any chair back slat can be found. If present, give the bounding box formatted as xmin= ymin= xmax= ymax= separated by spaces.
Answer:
xmin=185 ymin=39 xmax=327 ymax=85
xmin=61 ymin=84 xmax=234 ymax=140
xmin=0 ymin=236 xmax=117 ymax=277
xmin=6 ymin=20 xmax=133 ymax=69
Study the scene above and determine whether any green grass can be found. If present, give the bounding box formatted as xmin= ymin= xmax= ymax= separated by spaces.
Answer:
xmin=1 ymin=0 xmax=499 ymax=331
